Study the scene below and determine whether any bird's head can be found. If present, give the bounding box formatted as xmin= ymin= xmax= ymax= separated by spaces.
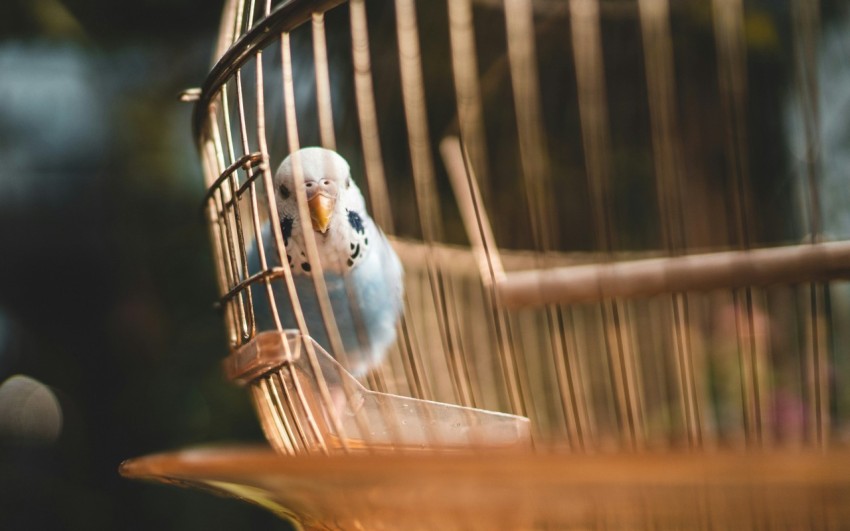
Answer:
xmin=275 ymin=147 xmax=365 ymax=233
xmin=273 ymin=147 xmax=371 ymax=272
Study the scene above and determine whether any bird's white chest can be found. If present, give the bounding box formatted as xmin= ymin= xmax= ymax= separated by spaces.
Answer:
xmin=286 ymin=223 xmax=371 ymax=275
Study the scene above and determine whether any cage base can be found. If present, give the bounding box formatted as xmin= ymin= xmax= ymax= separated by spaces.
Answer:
xmin=122 ymin=445 xmax=850 ymax=530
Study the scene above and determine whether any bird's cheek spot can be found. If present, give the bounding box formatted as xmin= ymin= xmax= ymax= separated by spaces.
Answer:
xmin=280 ymin=217 xmax=294 ymax=245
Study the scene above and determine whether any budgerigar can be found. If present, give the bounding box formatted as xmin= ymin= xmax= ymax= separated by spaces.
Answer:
xmin=248 ymin=147 xmax=404 ymax=377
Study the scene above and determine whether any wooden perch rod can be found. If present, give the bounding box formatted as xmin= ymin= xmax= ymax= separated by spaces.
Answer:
xmin=497 ymin=241 xmax=850 ymax=308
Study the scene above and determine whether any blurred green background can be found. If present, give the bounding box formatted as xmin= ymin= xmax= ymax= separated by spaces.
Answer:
xmin=0 ymin=0 xmax=291 ymax=529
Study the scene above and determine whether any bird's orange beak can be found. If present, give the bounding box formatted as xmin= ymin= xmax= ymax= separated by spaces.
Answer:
xmin=308 ymin=193 xmax=335 ymax=234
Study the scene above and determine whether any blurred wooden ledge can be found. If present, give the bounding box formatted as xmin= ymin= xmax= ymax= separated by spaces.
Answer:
xmin=497 ymin=240 xmax=850 ymax=308
xmin=121 ymin=445 xmax=850 ymax=530
xmin=392 ymin=236 xmax=850 ymax=308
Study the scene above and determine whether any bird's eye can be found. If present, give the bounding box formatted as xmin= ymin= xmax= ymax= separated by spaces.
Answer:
xmin=346 ymin=176 xmax=351 ymax=189
xmin=279 ymin=184 xmax=291 ymax=199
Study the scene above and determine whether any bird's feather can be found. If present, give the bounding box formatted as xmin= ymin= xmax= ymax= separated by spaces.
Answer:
xmin=247 ymin=148 xmax=404 ymax=376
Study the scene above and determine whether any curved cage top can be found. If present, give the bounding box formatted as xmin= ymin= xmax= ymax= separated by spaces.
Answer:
xmin=189 ymin=0 xmax=850 ymax=456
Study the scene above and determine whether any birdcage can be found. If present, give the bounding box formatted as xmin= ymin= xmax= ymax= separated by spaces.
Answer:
xmin=122 ymin=0 xmax=850 ymax=528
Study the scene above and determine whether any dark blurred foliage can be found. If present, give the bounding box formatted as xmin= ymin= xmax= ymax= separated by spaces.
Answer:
xmin=0 ymin=0 xmax=290 ymax=529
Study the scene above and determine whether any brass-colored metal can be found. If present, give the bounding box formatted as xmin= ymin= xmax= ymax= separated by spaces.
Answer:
xmin=395 ymin=0 xmax=478 ymax=409
xmin=200 ymin=151 xmax=264 ymax=214
xmin=122 ymin=446 xmax=850 ymax=530
xmin=712 ymin=0 xmax=766 ymax=449
xmin=349 ymin=0 xmax=434 ymax=406
xmin=192 ymin=0 xmax=347 ymax=142
xmin=638 ymin=0 xmax=703 ymax=447
xmin=350 ymin=0 xmax=394 ymax=233
xmin=312 ymin=12 xmax=336 ymax=151
xmin=791 ymin=0 xmax=829 ymax=450
xmin=159 ymin=0 xmax=850 ymax=526
xmin=279 ymin=31 xmax=357 ymax=451
xmin=569 ymin=0 xmax=644 ymax=450
xmin=446 ymin=0 xmax=492 ymax=209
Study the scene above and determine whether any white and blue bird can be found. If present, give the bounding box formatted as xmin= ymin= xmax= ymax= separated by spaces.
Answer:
xmin=248 ymin=147 xmax=404 ymax=377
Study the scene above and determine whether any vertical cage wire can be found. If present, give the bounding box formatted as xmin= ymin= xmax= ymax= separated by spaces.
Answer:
xmin=190 ymin=0 xmax=850 ymax=457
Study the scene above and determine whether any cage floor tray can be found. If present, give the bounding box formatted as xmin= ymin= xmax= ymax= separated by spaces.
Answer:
xmin=121 ymin=445 xmax=850 ymax=530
